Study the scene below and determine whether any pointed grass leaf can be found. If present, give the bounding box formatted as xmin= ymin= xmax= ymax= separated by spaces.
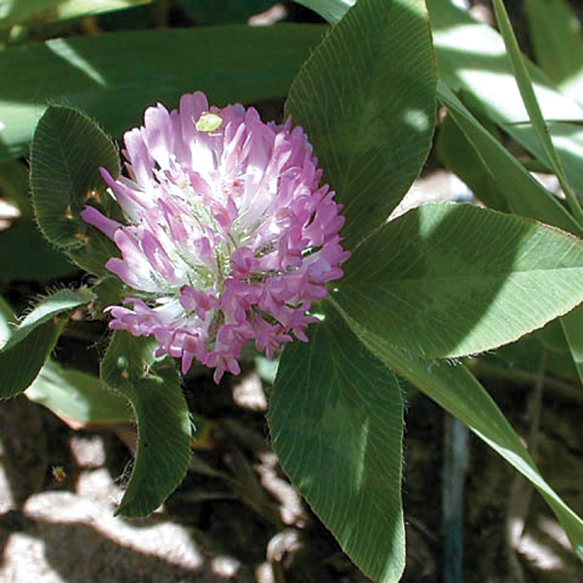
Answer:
xmin=30 ymin=105 xmax=120 ymax=245
xmin=428 ymin=0 xmax=583 ymax=204
xmin=285 ymin=0 xmax=437 ymax=248
xmin=100 ymin=331 xmax=191 ymax=517
xmin=335 ymin=202 xmax=583 ymax=359
xmin=0 ymin=25 xmax=325 ymax=160
xmin=269 ymin=307 xmax=405 ymax=583
xmin=0 ymin=288 xmax=94 ymax=399
xmin=26 ymin=360 xmax=133 ymax=429
xmin=436 ymin=110 xmax=510 ymax=214
xmin=350 ymin=324 xmax=583 ymax=560
xmin=438 ymin=82 xmax=583 ymax=236
xmin=492 ymin=0 xmax=583 ymax=225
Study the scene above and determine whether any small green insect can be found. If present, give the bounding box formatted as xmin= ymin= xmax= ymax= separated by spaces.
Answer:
xmin=195 ymin=112 xmax=223 ymax=133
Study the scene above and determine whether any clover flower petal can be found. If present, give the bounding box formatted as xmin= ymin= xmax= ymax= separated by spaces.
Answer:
xmin=82 ymin=91 xmax=349 ymax=382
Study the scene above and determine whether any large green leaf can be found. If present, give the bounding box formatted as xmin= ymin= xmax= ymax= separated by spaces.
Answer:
xmin=100 ymin=331 xmax=191 ymax=517
xmin=0 ymin=288 xmax=94 ymax=399
xmin=269 ymin=307 xmax=405 ymax=583
xmin=26 ymin=359 xmax=133 ymax=428
xmin=30 ymin=105 xmax=121 ymax=274
xmin=285 ymin=0 xmax=436 ymax=247
xmin=348 ymin=322 xmax=583 ymax=561
xmin=438 ymin=82 xmax=583 ymax=236
xmin=335 ymin=202 xmax=583 ymax=359
xmin=0 ymin=24 xmax=325 ymax=159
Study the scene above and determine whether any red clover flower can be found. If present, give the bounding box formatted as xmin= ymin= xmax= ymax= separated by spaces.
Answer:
xmin=82 ymin=92 xmax=350 ymax=383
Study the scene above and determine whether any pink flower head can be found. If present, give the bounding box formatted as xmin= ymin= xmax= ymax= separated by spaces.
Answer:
xmin=82 ymin=91 xmax=350 ymax=383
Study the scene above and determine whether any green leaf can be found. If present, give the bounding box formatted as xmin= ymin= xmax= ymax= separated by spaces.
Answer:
xmin=482 ymin=329 xmax=579 ymax=382
xmin=492 ymin=0 xmax=583 ymax=225
xmin=269 ymin=308 xmax=405 ymax=583
xmin=560 ymin=305 xmax=583 ymax=384
xmin=524 ymin=0 xmax=583 ymax=98
xmin=30 ymin=105 xmax=120 ymax=246
xmin=0 ymin=221 xmax=78 ymax=282
xmin=292 ymin=0 xmax=352 ymax=24
xmin=0 ymin=288 xmax=94 ymax=399
xmin=53 ymin=0 xmax=154 ymax=22
xmin=436 ymin=108 xmax=510 ymax=213
xmin=353 ymin=325 xmax=583 ymax=561
xmin=438 ymin=82 xmax=583 ymax=236
xmin=335 ymin=202 xmax=583 ymax=359
xmin=0 ymin=24 xmax=325 ymax=159
xmin=30 ymin=105 xmax=122 ymax=275
xmin=100 ymin=331 xmax=191 ymax=517
xmin=26 ymin=359 xmax=133 ymax=428
xmin=0 ymin=0 xmax=61 ymax=26
xmin=0 ymin=0 xmax=153 ymax=27
xmin=428 ymin=0 xmax=583 ymax=205
xmin=303 ymin=0 xmax=583 ymax=209
xmin=285 ymin=0 xmax=436 ymax=247
xmin=0 ymin=294 xmax=15 ymax=347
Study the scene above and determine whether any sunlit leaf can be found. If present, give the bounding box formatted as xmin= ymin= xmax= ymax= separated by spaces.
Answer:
xmin=438 ymin=83 xmax=583 ymax=236
xmin=436 ymin=110 xmax=510 ymax=213
xmin=0 ymin=0 xmax=61 ymax=26
xmin=0 ymin=24 xmax=325 ymax=159
xmin=428 ymin=0 xmax=583 ymax=203
xmin=292 ymin=0 xmax=352 ymax=24
xmin=26 ymin=359 xmax=133 ymax=428
xmin=336 ymin=202 xmax=583 ymax=358
xmin=492 ymin=0 xmax=583 ymax=225
xmin=55 ymin=0 xmax=154 ymax=22
xmin=285 ymin=0 xmax=436 ymax=247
